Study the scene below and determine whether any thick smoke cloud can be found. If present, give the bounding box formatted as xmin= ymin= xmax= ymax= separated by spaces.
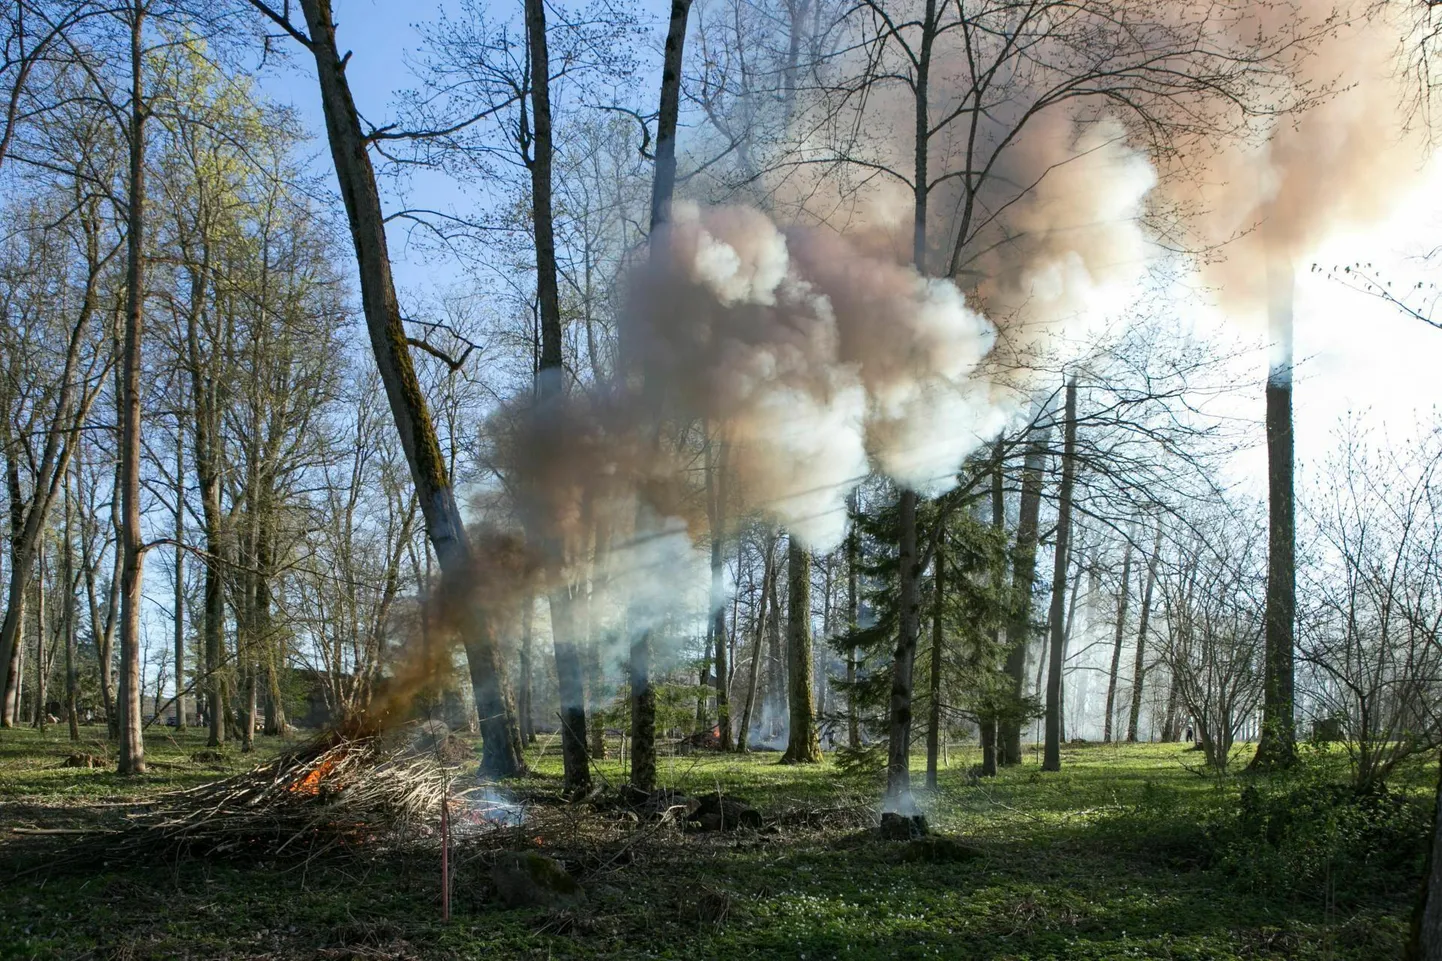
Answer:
xmin=1183 ymin=2 xmax=1427 ymax=354
xmin=967 ymin=116 xmax=1160 ymax=358
xmin=502 ymin=201 xmax=1007 ymax=554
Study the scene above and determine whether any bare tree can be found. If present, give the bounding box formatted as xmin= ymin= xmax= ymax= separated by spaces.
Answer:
xmin=1298 ymin=420 xmax=1442 ymax=787
xmin=1157 ymin=506 xmax=1266 ymax=774
xmin=246 ymin=0 xmax=524 ymax=775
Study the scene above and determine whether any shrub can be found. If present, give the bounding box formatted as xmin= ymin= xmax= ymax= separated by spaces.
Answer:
xmin=1208 ymin=775 xmax=1431 ymax=906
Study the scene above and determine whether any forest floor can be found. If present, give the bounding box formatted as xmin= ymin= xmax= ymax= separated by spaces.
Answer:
xmin=0 ymin=725 xmax=1432 ymax=960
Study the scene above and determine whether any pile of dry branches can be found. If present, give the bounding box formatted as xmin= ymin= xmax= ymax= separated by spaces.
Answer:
xmin=96 ymin=733 xmax=454 ymax=860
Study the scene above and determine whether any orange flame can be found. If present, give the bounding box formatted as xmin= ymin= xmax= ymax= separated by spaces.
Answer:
xmin=288 ymin=758 xmax=338 ymax=795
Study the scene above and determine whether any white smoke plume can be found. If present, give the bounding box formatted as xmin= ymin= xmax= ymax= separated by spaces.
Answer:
xmin=966 ymin=116 xmax=1161 ymax=363
xmin=498 ymin=201 xmax=1008 ymax=557
xmin=1182 ymin=3 xmax=1428 ymax=356
xmin=628 ymin=202 xmax=1007 ymax=545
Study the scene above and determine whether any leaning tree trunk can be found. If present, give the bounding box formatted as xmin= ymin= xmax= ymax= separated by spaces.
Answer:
xmin=0 ymin=335 xmax=97 ymax=723
xmin=296 ymin=0 xmax=521 ymax=776
xmin=781 ymin=537 xmax=821 ymax=764
xmin=1127 ymin=524 xmax=1162 ymax=742
xmin=116 ymin=0 xmax=148 ymax=776
xmin=2 ymin=454 xmax=26 ymax=726
xmin=1103 ymin=537 xmax=1134 ymax=743
xmin=1043 ymin=378 xmax=1078 ymax=773
xmin=1253 ymin=262 xmax=1297 ymax=770
xmin=525 ymin=0 xmax=590 ymax=794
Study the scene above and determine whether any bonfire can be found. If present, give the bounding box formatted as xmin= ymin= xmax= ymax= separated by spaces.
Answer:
xmin=94 ymin=728 xmax=460 ymax=861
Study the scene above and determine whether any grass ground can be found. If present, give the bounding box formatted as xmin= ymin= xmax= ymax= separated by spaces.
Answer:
xmin=0 ymin=725 xmax=1430 ymax=960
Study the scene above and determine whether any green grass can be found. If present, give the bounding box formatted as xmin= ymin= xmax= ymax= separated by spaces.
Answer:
xmin=0 ymin=726 xmax=1430 ymax=960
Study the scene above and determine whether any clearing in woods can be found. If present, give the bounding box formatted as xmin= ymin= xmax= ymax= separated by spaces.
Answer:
xmin=0 ymin=728 xmax=1429 ymax=960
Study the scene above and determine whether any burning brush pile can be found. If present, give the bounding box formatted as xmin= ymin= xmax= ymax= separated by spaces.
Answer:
xmin=95 ymin=728 xmax=460 ymax=861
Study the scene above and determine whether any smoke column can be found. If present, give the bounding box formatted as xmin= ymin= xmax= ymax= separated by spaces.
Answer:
xmin=1186 ymin=2 xmax=1428 ymax=357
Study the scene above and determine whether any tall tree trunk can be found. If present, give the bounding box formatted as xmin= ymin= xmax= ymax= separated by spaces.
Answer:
xmin=551 ymin=589 xmax=591 ymax=792
xmin=1162 ymin=673 xmax=1180 ymax=742
xmin=1127 ymin=524 xmax=1161 ymax=742
xmin=1043 ymin=378 xmax=1078 ymax=773
xmin=172 ymin=428 xmax=185 ymax=731
xmin=526 ymin=0 xmax=590 ymax=793
xmin=240 ymin=662 xmax=257 ymax=751
xmin=588 ymin=522 xmax=611 ymax=759
xmin=116 ymin=0 xmax=148 ymax=775
xmin=1103 ymin=536 xmax=1134 ymax=743
xmin=2 ymin=455 xmax=25 ymax=726
xmin=763 ymin=573 xmax=785 ymax=737
xmin=586 ymin=630 xmax=605 ymax=756
xmin=885 ymin=0 xmax=936 ymax=809
xmin=295 ymin=0 xmax=521 ymax=776
xmin=736 ymin=533 xmax=777 ymax=752
xmin=707 ymin=435 xmax=732 ymax=749
xmin=846 ymin=491 xmax=859 ymax=749
xmin=518 ymin=595 xmax=534 ymax=744
xmin=757 ymin=571 xmax=781 ymax=738
xmin=781 ymin=537 xmax=821 ymax=764
xmin=628 ymin=628 xmax=656 ymax=788
xmin=201 ymin=475 xmax=224 ymax=747
xmin=63 ymin=482 xmax=78 ymax=740
xmin=624 ymin=0 xmax=695 ymax=793
xmin=257 ymin=522 xmax=285 ymax=737
xmin=712 ymin=455 xmax=732 ymax=750
xmin=925 ymin=547 xmax=945 ymax=787
xmin=1057 ymin=550 xmax=1087 ymax=745
xmin=186 ymin=270 xmax=227 ymax=749
xmin=1253 ymin=260 xmax=1297 ymax=770
xmin=32 ymin=542 xmax=47 ymax=729
xmin=886 ymin=486 xmax=924 ymax=808
xmin=79 ymin=450 xmax=121 ymax=740
xmin=648 ymin=0 xmax=692 ymax=233
xmin=1006 ymin=433 xmax=1047 ymax=763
